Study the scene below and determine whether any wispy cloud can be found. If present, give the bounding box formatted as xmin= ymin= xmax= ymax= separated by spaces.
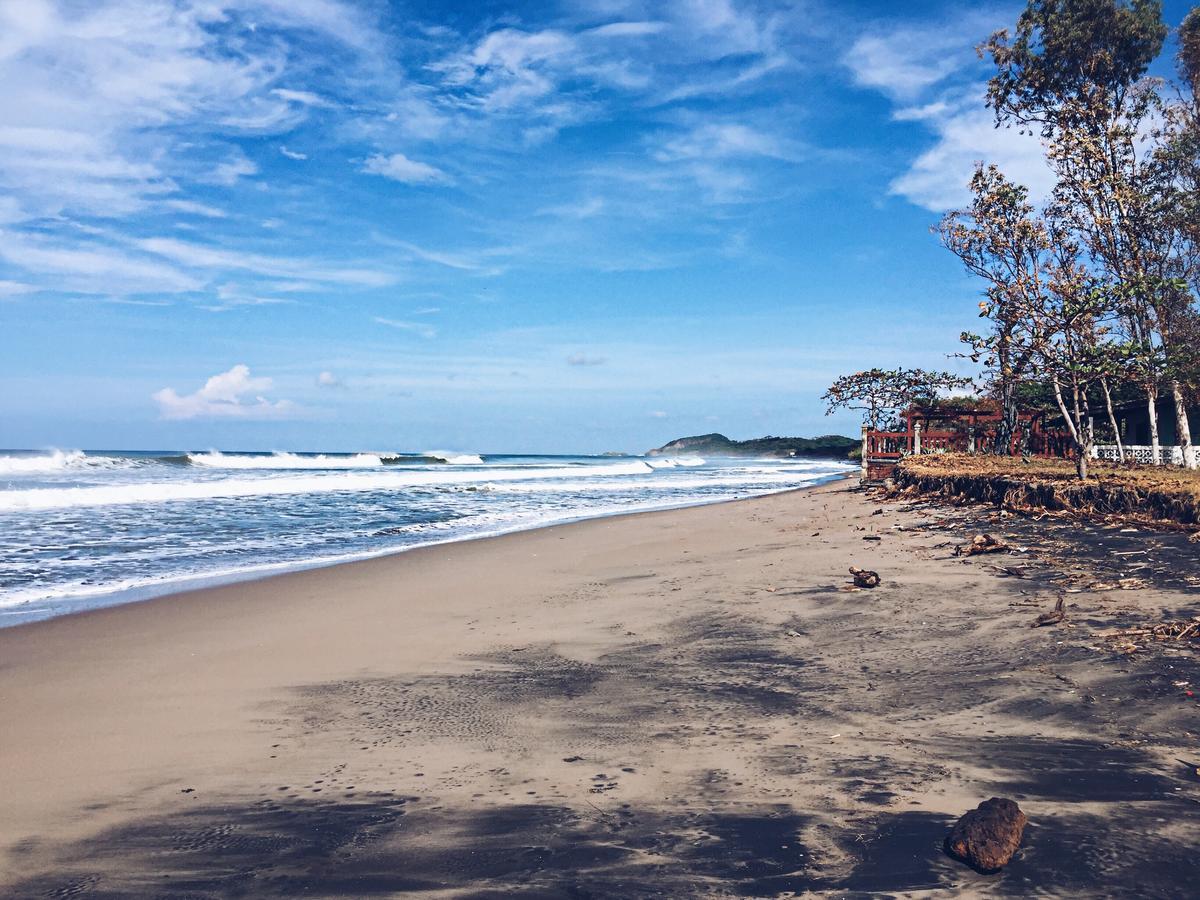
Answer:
xmin=136 ymin=236 xmax=395 ymax=287
xmin=153 ymin=364 xmax=299 ymax=420
xmin=841 ymin=9 xmax=1051 ymax=211
xmin=362 ymin=152 xmax=449 ymax=184
xmin=164 ymin=199 xmax=227 ymax=218
xmin=374 ymin=316 xmax=437 ymax=338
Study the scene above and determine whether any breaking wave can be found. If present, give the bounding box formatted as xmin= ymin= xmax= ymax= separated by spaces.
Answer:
xmin=187 ymin=451 xmax=389 ymax=469
xmin=424 ymin=452 xmax=484 ymax=465
xmin=0 ymin=461 xmax=658 ymax=512
xmin=0 ymin=450 xmax=135 ymax=474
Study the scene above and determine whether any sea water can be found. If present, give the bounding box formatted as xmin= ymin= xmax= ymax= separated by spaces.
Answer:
xmin=0 ymin=449 xmax=856 ymax=626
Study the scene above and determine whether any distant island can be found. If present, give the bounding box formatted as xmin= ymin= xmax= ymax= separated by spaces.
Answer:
xmin=647 ymin=433 xmax=858 ymax=459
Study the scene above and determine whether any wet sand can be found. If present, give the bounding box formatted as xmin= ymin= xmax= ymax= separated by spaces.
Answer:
xmin=1 ymin=478 xmax=1198 ymax=896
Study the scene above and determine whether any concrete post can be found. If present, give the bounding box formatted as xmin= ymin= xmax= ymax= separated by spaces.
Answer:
xmin=913 ymin=420 xmax=922 ymax=455
xmin=861 ymin=424 xmax=869 ymax=483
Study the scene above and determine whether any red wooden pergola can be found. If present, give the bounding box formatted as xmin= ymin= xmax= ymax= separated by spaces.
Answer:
xmin=862 ymin=402 xmax=1071 ymax=481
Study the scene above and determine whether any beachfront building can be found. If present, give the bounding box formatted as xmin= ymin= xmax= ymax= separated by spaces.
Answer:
xmin=1094 ymin=397 xmax=1200 ymax=465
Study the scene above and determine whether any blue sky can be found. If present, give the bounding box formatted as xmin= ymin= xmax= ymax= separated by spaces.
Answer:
xmin=1 ymin=0 xmax=1194 ymax=453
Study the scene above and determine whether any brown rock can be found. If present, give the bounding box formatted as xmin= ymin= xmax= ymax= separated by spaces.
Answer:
xmin=944 ymin=797 xmax=1027 ymax=872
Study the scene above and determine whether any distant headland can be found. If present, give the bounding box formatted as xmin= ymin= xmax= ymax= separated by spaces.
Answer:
xmin=647 ymin=433 xmax=858 ymax=459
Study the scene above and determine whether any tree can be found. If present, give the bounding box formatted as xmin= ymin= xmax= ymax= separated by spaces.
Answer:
xmin=984 ymin=0 xmax=1199 ymax=467
xmin=940 ymin=165 xmax=1048 ymax=454
xmin=822 ymin=368 xmax=973 ymax=430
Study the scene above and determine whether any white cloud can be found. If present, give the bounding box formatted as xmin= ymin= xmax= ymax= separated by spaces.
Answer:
xmin=153 ymin=364 xmax=298 ymax=420
xmin=316 ymin=369 xmax=344 ymax=387
xmin=0 ymin=229 xmax=202 ymax=294
xmin=164 ymin=199 xmax=227 ymax=218
xmin=362 ymin=152 xmax=448 ymax=184
xmin=271 ymin=88 xmax=335 ymax=107
xmin=586 ymin=21 xmax=667 ymax=38
xmin=136 ymin=236 xmax=395 ymax=286
xmin=841 ymin=11 xmax=1054 ymax=212
xmin=649 ymin=409 xmax=669 ymax=418
xmin=374 ymin=316 xmax=437 ymax=338
xmin=536 ymin=196 xmax=605 ymax=219
xmin=654 ymin=122 xmax=793 ymax=162
xmin=0 ymin=279 xmax=36 ymax=297
xmin=567 ymin=353 xmax=607 ymax=366
xmin=279 ymin=145 xmax=308 ymax=160
xmin=889 ymin=99 xmax=1052 ymax=212
xmin=843 ymin=33 xmax=963 ymax=101
xmin=209 ymin=153 xmax=259 ymax=186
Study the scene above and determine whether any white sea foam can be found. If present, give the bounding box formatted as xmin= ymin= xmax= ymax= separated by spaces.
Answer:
xmin=187 ymin=451 xmax=388 ymax=469
xmin=425 ymin=451 xmax=484 ymax=465
xmin=0 ymin=460 xmax=658 ymax=511
xmin=646 ymin=456 xmax=705 ymax=468
xmin=0 ymin=449 xmax=135 ymax=474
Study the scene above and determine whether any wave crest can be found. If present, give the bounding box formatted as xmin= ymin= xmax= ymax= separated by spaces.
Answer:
xmin=424 ymin=452 xmax=484 ymax=465
xmin=187 ymin=451 xmax=387 ymax=469
xmin=0 ymin=450 xmax=134 ymax=474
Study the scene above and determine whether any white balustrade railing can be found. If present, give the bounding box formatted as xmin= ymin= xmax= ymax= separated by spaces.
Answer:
xmin=1092 ymin=444 xmax=1184 ymax=465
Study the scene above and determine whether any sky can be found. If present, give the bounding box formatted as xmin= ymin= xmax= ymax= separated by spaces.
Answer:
xmin=0 ymin=0 xmax=1195 ymax=454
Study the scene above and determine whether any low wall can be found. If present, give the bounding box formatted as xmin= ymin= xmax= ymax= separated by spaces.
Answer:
xmin=891 ymin=458 xmax=1200 ymax=527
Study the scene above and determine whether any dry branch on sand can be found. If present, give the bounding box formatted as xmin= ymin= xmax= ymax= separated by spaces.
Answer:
xmin=1099 ymin=618 xmax=1200 ymax=649
xmin=1031 ymin=596 xmax=1066 ymax=628
xmin=956 ymin=533 xmax=1011 ymax=556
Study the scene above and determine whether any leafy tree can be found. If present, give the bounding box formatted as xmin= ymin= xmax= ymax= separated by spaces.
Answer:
xmin=940 ymin=165 xmax=1048 ymax=454
xmin=822 ymin=368 xmax=973 ymax=431
xmin=984 ymin=0 xmax=1199 ymax=467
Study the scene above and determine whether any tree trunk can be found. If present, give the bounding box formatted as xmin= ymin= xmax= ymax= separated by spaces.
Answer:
xmin=1052 ymin=379 xmax=1088 ymax=481
xmin=1172 ymin=380 xmax=1197 ymax=469
xmin=1147 ymin=385 xmax=1161 ymax=465
xmin=1100 ymin=376 xmax=1124 ymax=462
xmin=996 ymin=380 xmax=1018 ymax=456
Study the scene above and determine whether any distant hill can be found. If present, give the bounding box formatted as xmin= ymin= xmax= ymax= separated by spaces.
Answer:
xmin=646 ymin=433 xmax=858 ymax=459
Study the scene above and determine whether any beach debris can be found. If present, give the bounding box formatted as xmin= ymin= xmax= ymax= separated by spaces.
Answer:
xmin=944 ymin=797 xmax=1027 ymax=873
xmin=955 ymin=533 xmax=1011 ymax=557
xmin=863 ymin=534 xmax=882 ymax=541
xmin=849 ymin=567 xmax=880 ymax=588
xmin=1031 ymin=596 xmax=1066 ymax=628
xmin=1099 ymin=617 xmax=1200 ymax=650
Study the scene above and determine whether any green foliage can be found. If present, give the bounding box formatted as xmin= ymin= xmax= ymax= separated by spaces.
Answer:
xmin=822 ymin=368 xmax=973 ymax=429
xmin=1180 ymin=7 xmax=1200 ymax=93
xmin=984 ymin=0 xmax=1167 ymax=133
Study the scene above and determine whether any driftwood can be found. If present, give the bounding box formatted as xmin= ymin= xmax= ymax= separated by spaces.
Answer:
xmin=849 ymin=567 xmax=880 ymax=588
xmin=1031 ymin=596 xmax=1066 ymax=628
xmin=1099 ymin=618 xmax=1200 ymax=644
xmin=955 ymin=533 xmax=1011 ymax=557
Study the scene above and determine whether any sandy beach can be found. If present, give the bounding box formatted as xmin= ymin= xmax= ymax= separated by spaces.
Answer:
xmin=2 ymin=478 xmax=1199 ymax=896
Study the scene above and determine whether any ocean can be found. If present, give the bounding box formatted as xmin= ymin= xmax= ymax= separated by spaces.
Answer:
xmin=0 ymin=449 xmax=856 ymax=626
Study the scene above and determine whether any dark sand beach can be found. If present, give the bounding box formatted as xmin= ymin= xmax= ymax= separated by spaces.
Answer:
xmin=2 ymin=478 xmax=1199 ymax=896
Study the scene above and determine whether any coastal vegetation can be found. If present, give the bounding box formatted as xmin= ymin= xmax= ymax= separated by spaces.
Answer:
xmin=647 ymin=432 xmax=859 ymax=459
xmin=830 ymin=0 xmax=1200 ymax=481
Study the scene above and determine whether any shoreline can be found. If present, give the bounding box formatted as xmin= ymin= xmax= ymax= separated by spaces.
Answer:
xmin=1 ymin=470 xmax=852 ymax=630
xmin=2 ymin=477 xmax=1198 ymax=895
